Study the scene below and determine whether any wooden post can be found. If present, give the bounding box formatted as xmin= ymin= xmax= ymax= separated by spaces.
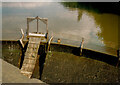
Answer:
xmin=80 ymin=38 xmax=84 ymax=56
xmin=37 ymin=16 xmax=39 ymax=33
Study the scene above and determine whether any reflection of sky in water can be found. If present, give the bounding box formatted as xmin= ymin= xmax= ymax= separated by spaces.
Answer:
xmin=2 ymin=2 xmax=118 ymax=56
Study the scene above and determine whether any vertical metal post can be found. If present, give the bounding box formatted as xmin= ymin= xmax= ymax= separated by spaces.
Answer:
xmin=37 ymin=16 xmax=39 ymax=33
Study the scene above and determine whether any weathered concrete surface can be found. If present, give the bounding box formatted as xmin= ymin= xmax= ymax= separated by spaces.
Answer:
xmin=2 ymin=59 xmax=44 ymax=83
xmin=41 ymin=52 xmax=120 ymax=83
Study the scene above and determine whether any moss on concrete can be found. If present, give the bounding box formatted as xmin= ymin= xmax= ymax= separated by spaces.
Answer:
xmin=41 ymin=52 xmax=119 ymax=83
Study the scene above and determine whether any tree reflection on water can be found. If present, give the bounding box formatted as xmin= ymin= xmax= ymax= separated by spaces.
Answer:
xmin=61 ymin=2 xmax=119 ymax=53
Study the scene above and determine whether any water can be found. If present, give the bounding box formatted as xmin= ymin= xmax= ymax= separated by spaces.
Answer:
xmin=2 ymin=2 xmax=119 ymax=56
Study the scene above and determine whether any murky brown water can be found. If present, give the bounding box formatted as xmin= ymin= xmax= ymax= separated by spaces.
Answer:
xmin=2 ymin=2 xmax=119 ymax=56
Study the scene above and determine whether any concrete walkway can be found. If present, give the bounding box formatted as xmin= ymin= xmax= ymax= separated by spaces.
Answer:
xmin=2 ymin=59 xmax=46 ymax=84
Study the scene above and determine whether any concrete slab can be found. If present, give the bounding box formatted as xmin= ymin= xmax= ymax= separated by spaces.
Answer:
xmin=2 ymin=59 xmax=45 ymax=83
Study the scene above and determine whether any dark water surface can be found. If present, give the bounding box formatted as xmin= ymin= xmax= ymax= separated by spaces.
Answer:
xmin=2 ymin=2 xmax=119 ymax=56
